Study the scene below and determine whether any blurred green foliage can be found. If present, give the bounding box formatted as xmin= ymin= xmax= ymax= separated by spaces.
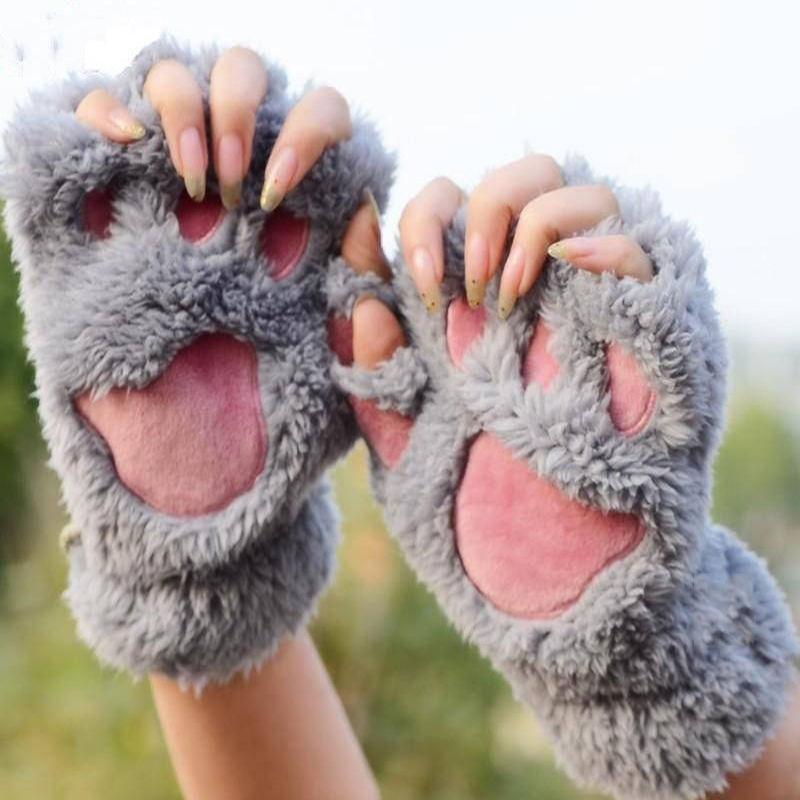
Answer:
xmin=0 ymin=209 xmax=797 ymax=799
xmin=0 ymin=206 xmax=39 ymax=564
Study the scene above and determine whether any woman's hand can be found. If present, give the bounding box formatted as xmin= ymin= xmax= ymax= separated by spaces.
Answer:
xmin=350 ymin=152 xmax=655 ymax=374
xmin=73 ymin=43 xmax=390 ymax=311
xmin=75 ymin=46 xmax=352 ymax=215
xmin=71 ymin=44 xmax=387 ymax=800
xmin=399 ymin=153 xmax=653 ymax=316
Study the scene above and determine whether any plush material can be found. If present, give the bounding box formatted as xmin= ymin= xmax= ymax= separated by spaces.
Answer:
xmin=329 ymin=153 xmax=799 ymax=799
xmin=0 ymin=35 xmax=395 ymax=688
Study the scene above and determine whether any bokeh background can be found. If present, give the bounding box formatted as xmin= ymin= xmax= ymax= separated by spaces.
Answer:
xmin=1 ymin=2 xmax=799 ymax=798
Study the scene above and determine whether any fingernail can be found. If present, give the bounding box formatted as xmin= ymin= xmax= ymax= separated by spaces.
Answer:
xmin=108 ymin=108 xmax=146 ymax=140
xmin=363 ymin=187 xmax=382 ymax=234
xmin=410 ymin=245 xmax=441 ymax=314
xmin=260 ymin=146 xmax=298 ymax=212
xmin=465 ymin=232 xmax=489 ymax=307
xmin=466 ymin=277 xmax=485 ymax=309
xmin=497 ymin=290 xmax=516 ymax=320
xmin=218 ymin=132 xmax=243 ymax=210
xmin=179 ymin=127 xmax=206 ymax=202
xmin=498 ymin=246 xmax=525 ymax=321
xmin=548 ymin=241 xmax=569 ymax=260
xmin=361 ymin=188 xmax=384 ymax=251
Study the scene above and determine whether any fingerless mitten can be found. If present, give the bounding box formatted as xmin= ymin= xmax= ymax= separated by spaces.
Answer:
xmin=329 ymin=152 xmax=799 ymax=799
xmin=0 ymin=35 xmax=394 ymax=689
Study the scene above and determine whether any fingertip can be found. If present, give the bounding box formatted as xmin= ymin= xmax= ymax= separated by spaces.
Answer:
xmin=548 ymin=236 xmax=654 ymax=282
xmin=352 ymin=296 xmax=406 ymax=369
xmin=75 ymin=89 xmax=146 ymax=143
xmin=408 ymin=246 xmax=442 ymax=313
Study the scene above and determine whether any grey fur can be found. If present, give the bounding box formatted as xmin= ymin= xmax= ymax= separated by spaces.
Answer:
xmin=331 ymin=151 xmax=799 ymax=798
xmin=0 ymin=35 xmax=395 ymax=688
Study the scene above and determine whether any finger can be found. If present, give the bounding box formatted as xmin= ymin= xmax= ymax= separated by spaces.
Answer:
xmin=259 ymin=86 xmax=352 ymax=212
xmin=209 ymin=47 xmax=269 ymax=210
xmin=498 ymin=184 xmax=620 ymax=319
xmin=352 ymin=296 xmax=406 ymax=369
xmin=143 ymin=59 xmax=208 ymax=201
xmin=398 ymin=176 xmax=465 ymax=313
xmin=464 ymin=153 xmax=564 ymax=306
xmin=547 ymin=235 xmax=654 ymax=282
xmin=341 ymin=190 xmax=391 ymax=280
xmin=75 ymin=89 xmax=146 ymax=143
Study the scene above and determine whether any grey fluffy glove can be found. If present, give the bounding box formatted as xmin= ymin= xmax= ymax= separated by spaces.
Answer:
xmin=0 ymin=36 xmax=394 ymax=689
xmin=329 ymin=152 xmax=799 ymax=799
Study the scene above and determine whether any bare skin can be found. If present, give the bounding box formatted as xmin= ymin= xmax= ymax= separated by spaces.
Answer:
xmin=75 ymin=44 xmax=800 ymax=800
xmin=151 ymin=631 xmax=379 ymax=800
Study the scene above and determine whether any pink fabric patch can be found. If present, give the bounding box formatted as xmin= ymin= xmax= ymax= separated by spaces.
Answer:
xmin=454 ymin=432 xmax=644 ymax=619
xmin=82 ymin=189 xmax=113 ymax=239
xmin=75 ymin=333 xmax=267 ymax=517
xmin=606 ymin=343 xmax=656 ymax=437
xmin=446 ymin=297 xmax=487 ymax=368
xmin=175 ymin=191 xmax=225 ymax=243
xmin=522 ymin=321 xmax=559 ymax=389
xmin=350 ymin=397 xmax=414 ymax=469
xmin=326 ymin=314 xmax=412 ymax=469
xmin=261 ymin=209 xmax=309 ymax=281
xmin=327 ymin=315 xmax=354 ymax=366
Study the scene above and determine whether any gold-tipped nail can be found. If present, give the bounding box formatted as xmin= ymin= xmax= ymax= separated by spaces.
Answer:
xmin=547 ymin=241 xmax=568 ymax=260
xmin=185 ymin=173 xmax=206 ymax=202
xmin=363 ymin=187 xmax=381 ymax=221
xmin=466 ymin=278 xmax=485 ymax=309
xmin=260 ymin=179 xmax=283 ymax=213
xmin=121 ymin=121 xmax=146 ymax=139
xmin=420 ymin=284 xmax=442 ymax=314
xmin=221 ymin=181 xmax=242 ymax=211
xmin=497 ymin=290 xmax=516 ymax=320
xmin=109 ymin=109 xmax=146 ymax=140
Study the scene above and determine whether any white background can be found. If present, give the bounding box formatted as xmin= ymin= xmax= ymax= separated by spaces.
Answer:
xmin=1 ymin=0 xmax=798 ymax=345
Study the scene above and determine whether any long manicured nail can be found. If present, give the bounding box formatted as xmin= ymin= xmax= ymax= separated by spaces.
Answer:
xmin=498 ymin=245 xmax=525 ymax=321
xmin=260 ymin=147 xmax=298 ymax=212
xmin=362 ymin=187 xmax=384 ymax=243
xmin=548 ymin=240 xmax=569 ymax=260
xmin=549 ymin=238 xmax=599 ymax=262
xmin=108 ymin=108 xmax=146 ymax=140
xmin=363 ymin=187 xmax=381 ymax=226
xmin=217 ymin=132 xmax=244 ymax=210
xmin=465 ymin=232 xmax=489 ymax=308
xmin=497 ymin=290 xmax=516 ymax=320
xmin=410 ymin=245 xmax=441 ymax=313
xmin=179 ymin=127 xmax=206 ymax=202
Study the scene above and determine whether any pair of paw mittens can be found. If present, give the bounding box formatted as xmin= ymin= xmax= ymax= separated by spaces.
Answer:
xmin=329 ymin=154 xmax=799 ymax=799
xmin=0 ymin=37 xmax=394 ymax=688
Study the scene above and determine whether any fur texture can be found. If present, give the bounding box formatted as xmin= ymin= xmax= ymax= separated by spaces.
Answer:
xmin=330 ymin=152 xmax=799 ymax=799
xmin=0 ymin=35 xmax=395 ymax=688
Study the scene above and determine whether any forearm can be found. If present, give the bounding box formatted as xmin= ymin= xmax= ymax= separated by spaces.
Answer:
xmin=150 ymin=630 xmax=379 ymax=800
xmin=714 ymin=680 xmax=800 ymax=800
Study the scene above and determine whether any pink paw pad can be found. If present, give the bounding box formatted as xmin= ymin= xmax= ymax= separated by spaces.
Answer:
xmin=522 ymin=321 xmax=559 ymax=389
xmin=261 ymin=209 xmax=309 ymax=281
xmin=454 ymin=432 xmax=644 ymax=619
xmin=605 ymin=343 xmax=656 ymax=437
xmin=75 ymin=333 xmax=267 ymax=518
xmin=446 ymin=297 xmax=487 ymax=368
xmin=175 ymin=191 xmax=225 ymax=243
xmin=82 ymin=189 xmax=114 ymax=239
xmin=327 ymin=315 xmax=413 ymax=469
xmin=452 ymin=312 xmax=651 ymax=620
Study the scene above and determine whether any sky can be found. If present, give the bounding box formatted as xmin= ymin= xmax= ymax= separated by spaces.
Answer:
xmin=1 ymin=0 xmax=798 ymax=345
